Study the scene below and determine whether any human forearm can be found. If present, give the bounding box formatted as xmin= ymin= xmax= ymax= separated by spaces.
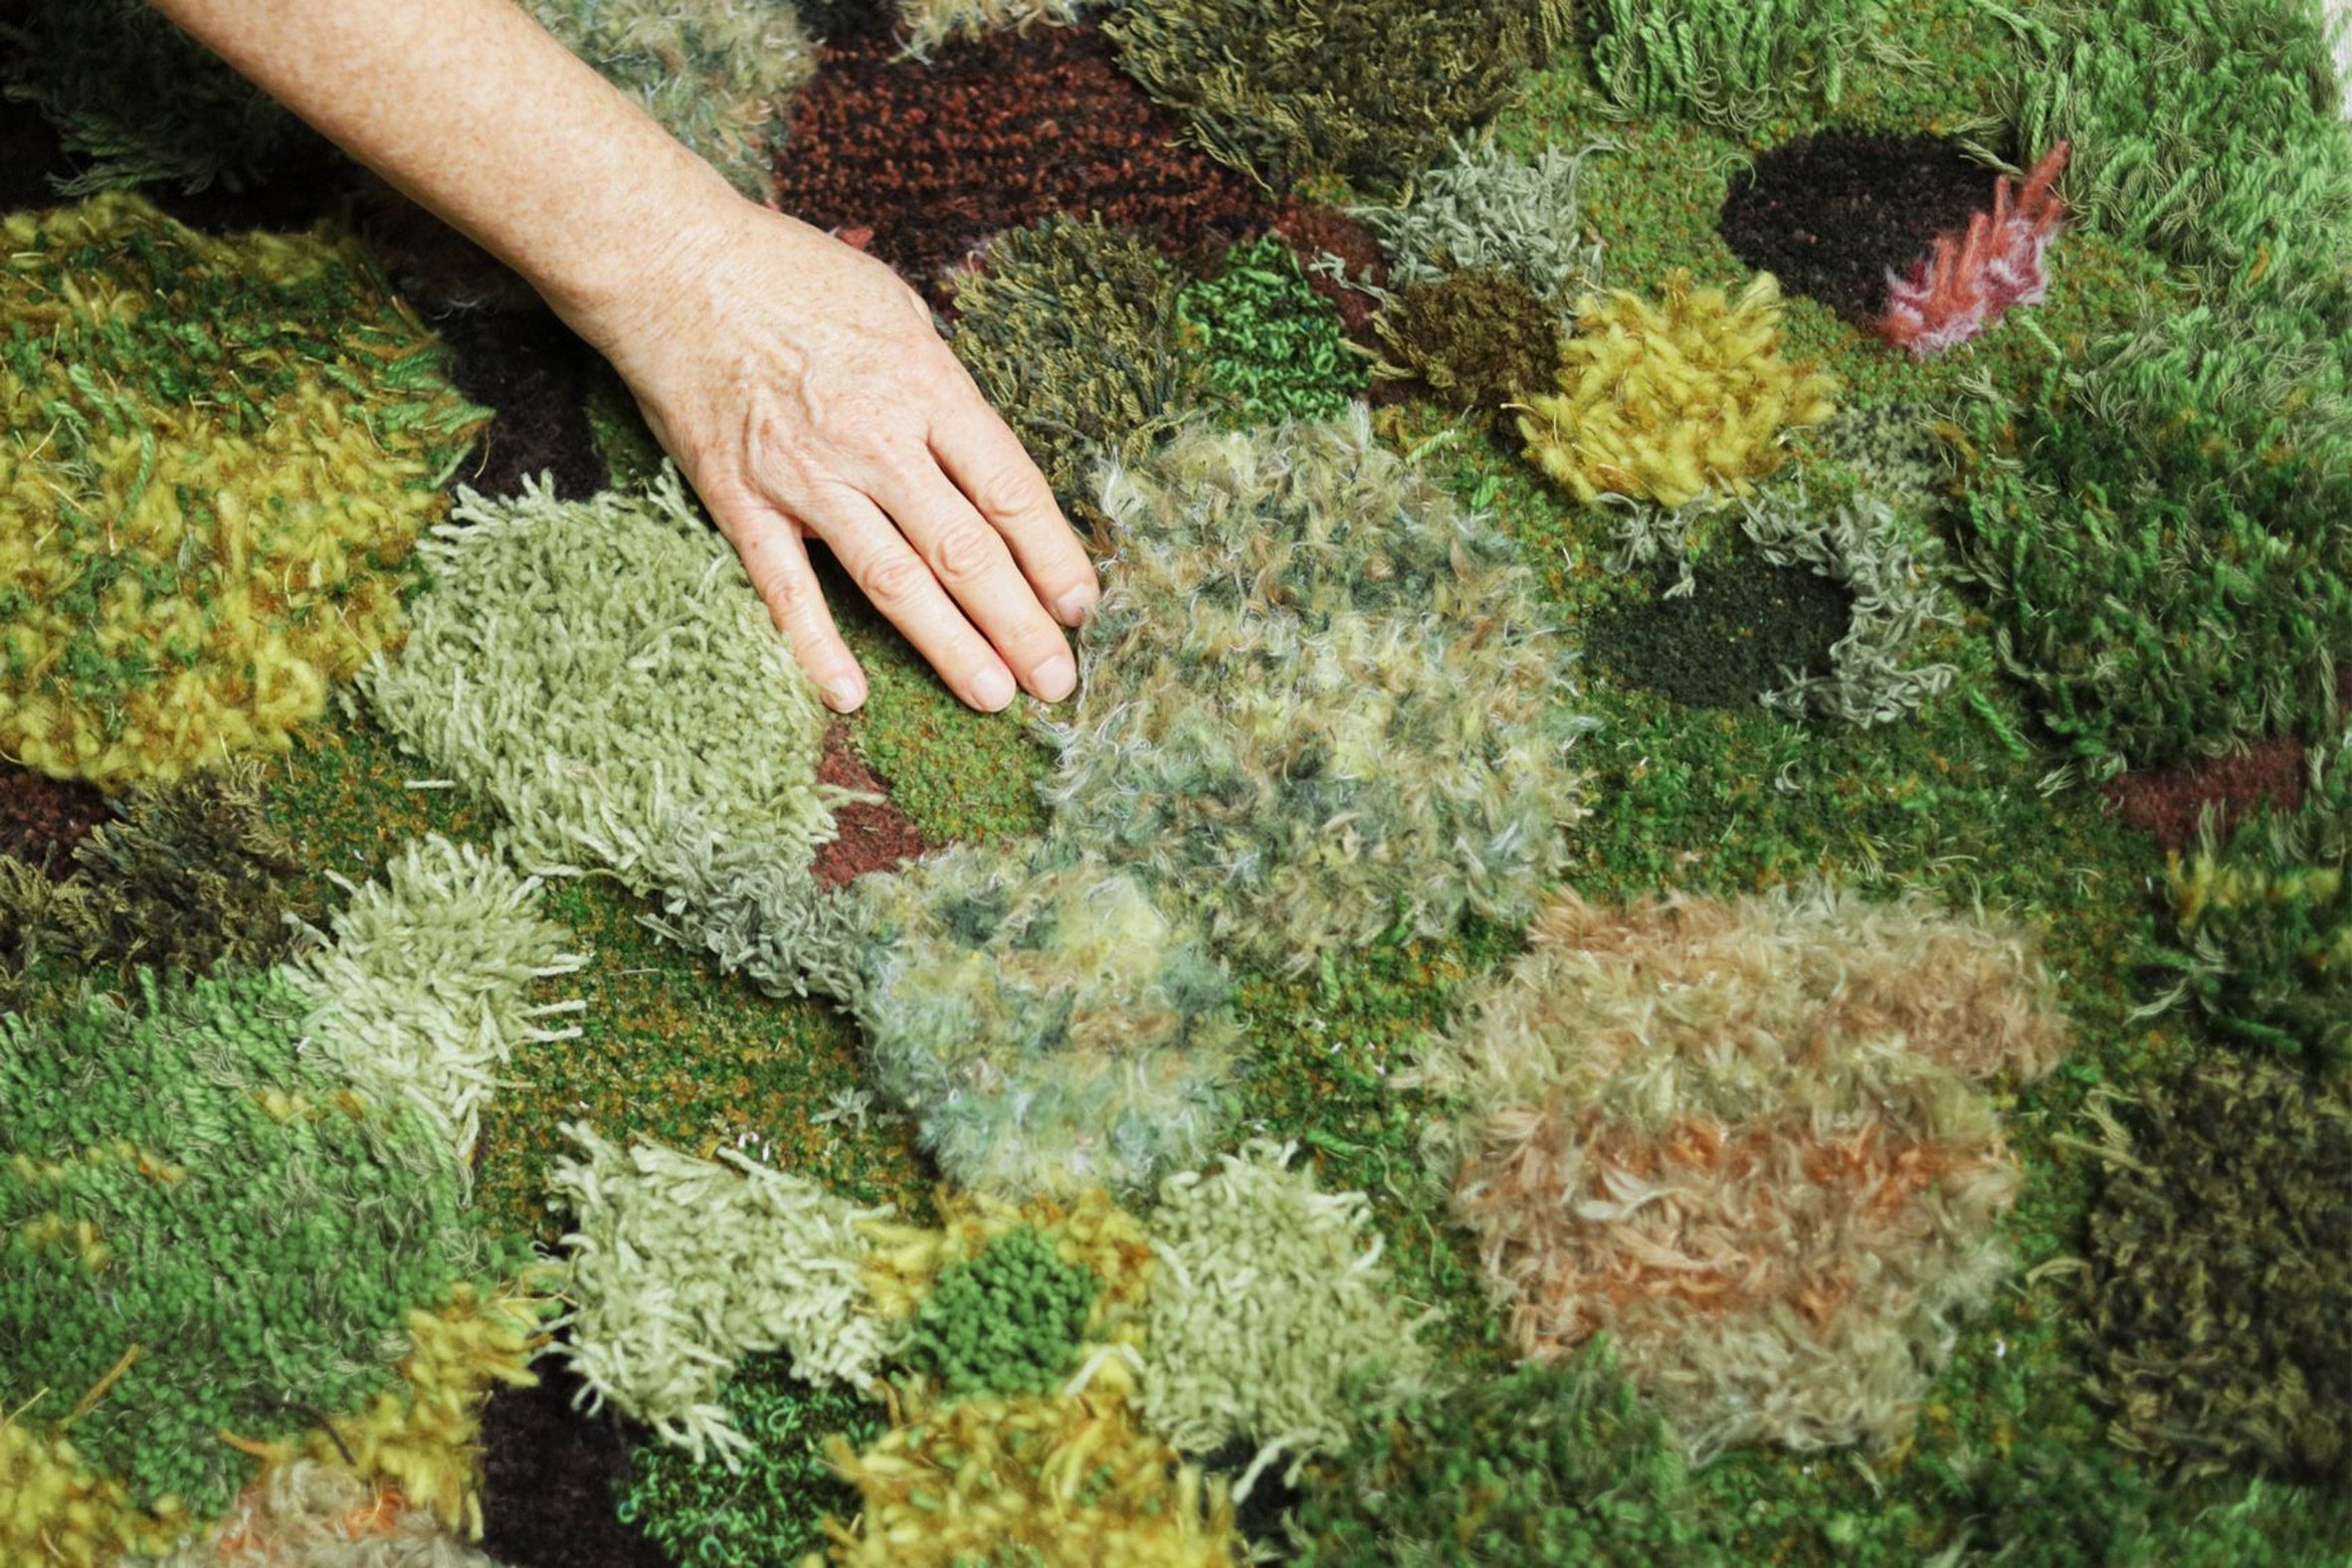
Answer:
xmin=144 ymin=0 xmax=736 ymax=327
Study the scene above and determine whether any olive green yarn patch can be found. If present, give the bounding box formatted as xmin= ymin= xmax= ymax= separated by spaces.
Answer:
xmin=0 ymin=195 xmax=486 ymax=792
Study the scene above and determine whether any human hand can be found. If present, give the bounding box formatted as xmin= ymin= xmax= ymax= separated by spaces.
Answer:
xmin=560 ymin=194 xmax=1099 ymax=714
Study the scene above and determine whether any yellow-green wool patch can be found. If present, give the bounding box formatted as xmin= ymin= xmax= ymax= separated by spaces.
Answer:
xmin=1516 ymin=270 xmax=1836 ymax=509
xmin=0 ymin=195 xmax=485 ymax=792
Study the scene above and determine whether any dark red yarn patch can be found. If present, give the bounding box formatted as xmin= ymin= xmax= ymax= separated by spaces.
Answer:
xmin=813 ymin=721 xmax=929 ymax=889
xmin=1267 ymin=199 xmax=1390 ymax=341
xmin=2102 ymin=737 xmax=2310 ymax=853
xmin=773 ymin=27 xmax=1272 ymax=299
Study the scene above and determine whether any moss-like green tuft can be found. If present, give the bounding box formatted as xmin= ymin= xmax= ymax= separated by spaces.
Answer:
xmin=0 ymin=761 xmax=310 ymax=1009
xmin=905 ymin=1224 xmax=1101 ymax=1398
xmin=1585 ymin=0 xmax=1891 ymax=137
xmin=1140 ymin=1140 xmax=1437 ymax=1491
xmin=1371 ymin=267 xmax=1567 ymax=416
xmin=2087 ymin=1059 xmax=2352 ymax=1488
xmin=1288 ymin=1346 xmax=1722 ymax=1566
xmin=1175 ymin=236 xmax=1367 ymax=426
xmin=1351 ymin=134 xmax=1610 ymax=300
xmin=949 ymin=218 xmax=1200 ymax=547
xmin=0 ymin=968 xmax=512 ymax=1516
xmin=361 ymin=471 xmax=835 ymax=890
xmin=1103 ymin=0 xmax=1559 ymax=190
xmin=0 ymin=196 xmax=485 ymax=790
xmin=1952 ymin=304 xmax=2352 ymax=774
xmin=844 ymin=843 xmax=1244 ymax=1198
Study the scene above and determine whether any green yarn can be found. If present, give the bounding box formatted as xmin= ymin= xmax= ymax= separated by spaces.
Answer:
xmin=547 ymin=1124 xmax=894 ymax=1462
xmin=0 ymin=967 xmax=509 ymax=1515
xmin=1139 ymin=1140 xmax=1436 ymax=1493
xmin=1351 ymin=135 xmax=1610 ymax=301
xmin=0 ymin=762 xmax=310 ymax=1012
xmin=1039 ymin=410 xmax=1589 ymax=971
xmin=904 ymin=1226 xmax=1100 ymax=1398
xmin=361 ymin=471 xmax=836 ymax=891
xmin=1174 ymin=237 xmax=1366 ymax=427
xmin=0 ymin=0 xmax=291 ymax=194
xmin=2086 ymin=1059 xmax=2352 ymax=1488
xmin=949 ymin=219 xmax=1201 ymax=545
xmin=289 ymin=836 xmax=586 ymax=1164
xmin=2002 ymin=0 xmax=2352 ymax=304
xmin=1370 ymin=267 xmax=1569 ymax=416
xmin=1586 ymin=0 xmax=1888 ymax=136
xmin=1103 ymin=0 xmax=1559 ymax=190
xmin=2151 ymin=746 xmax=2352 ymax=1073
xmin=618 ymin=1355 xmax=883 ymax=1567
xmin=1953 ymin=303 xmax=2352 ymax=774
xmin=1288 ymin=1347 xmax=1723 ymax=1567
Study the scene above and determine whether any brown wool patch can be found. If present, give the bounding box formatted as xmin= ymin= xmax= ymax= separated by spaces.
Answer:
xmin=2102 ymin=733 xmax=2310 ymax=852
xmin=772 ymin=27 xmax=1273 ymax=300
xmin=1268 ymin=199 xmax=1389 ymax=340
xmin=813 ymin=721 xmax=929 ymax=889
xmin=435 ymin=307 xmax=607 ymax=502
xmin=0 ymin=764 xmax=109 ymax=875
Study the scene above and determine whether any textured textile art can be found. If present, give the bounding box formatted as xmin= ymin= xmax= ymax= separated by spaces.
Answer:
xmin=5 ymin=0 xmax=2352 ymax=1564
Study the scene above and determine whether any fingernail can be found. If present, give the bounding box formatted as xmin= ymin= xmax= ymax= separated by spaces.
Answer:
xmin=971 ymin=664 xmax=1017 ymax=711
xmin=1033 ymin=653 xmax=1077 ymax=703
xmin=1055 ymin=586 xmax=1097 ymax=626
xmin=823 ymin=672 xmax=867 ymax=712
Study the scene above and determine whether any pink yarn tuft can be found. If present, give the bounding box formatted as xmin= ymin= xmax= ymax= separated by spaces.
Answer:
xmin=1878 ymin=143 xmax=2069 ymax=359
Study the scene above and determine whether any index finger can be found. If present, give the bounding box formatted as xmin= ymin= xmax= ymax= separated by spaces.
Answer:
xmin=929 ymin=391 xmax=1100 ymax=628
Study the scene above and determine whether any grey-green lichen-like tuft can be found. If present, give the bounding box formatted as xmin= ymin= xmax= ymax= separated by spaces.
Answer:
xmin=290 ymin=835 xmax=587 ymax=1167
xmin=547 ymin=1123 xmax=896 ymax=1463
xmin=361 ymin=471 xmax=838 ymax=894
xmin=842 ymin=841 xmax=1245 ymax=1199
xmin=1139 ymin=1139 xmax=1438 ymax=1496
xmin=1038 ymin=408 xmax=1589 ymax=971
xmin=1351 ymin=135 xmax=1612 ymax=301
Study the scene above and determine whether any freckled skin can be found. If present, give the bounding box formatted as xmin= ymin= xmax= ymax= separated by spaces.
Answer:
xmin=148 ymin=0 xmax=1099 ymax=715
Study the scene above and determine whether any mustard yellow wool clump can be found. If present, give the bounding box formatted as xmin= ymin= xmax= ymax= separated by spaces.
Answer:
xmin=821 ymin=1387 xmax=1242 ymax=1566
xmin=1515 ymin=271 xmax=1835 ymax=508
xmin=0 ymin=196 xmax=484 ymax=792
xmin=0 ymin=1415 xmax=189 ymax=1567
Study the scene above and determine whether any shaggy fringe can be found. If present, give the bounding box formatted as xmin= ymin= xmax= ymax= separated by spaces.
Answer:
xmin=546 ymin=1124 xmax=893 ymax=1462
xmin=1043 ymin=408 xmax=1589 ymax=970
xmin=361 ymin=471 xmax=837 ymax=890
xmin=291 ymin=836 xmax=587 ymax=1167
xmin=1413 ymin=886 xmax=2066 ymax=1456
xmin=896 ymin=0 xmax=1086 ymax=57
xmin=1352 ymin=133 xmax=1611 ymax=301
xmin=1139 ymin=1140 xmax=1438 ymax=1496
xmin=842 ymin=843 xmax=1244 ymax=1197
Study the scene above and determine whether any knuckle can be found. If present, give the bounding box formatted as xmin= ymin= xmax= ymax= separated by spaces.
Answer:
xmin=860 ymin=547 xmax=931 ymax=606
xmin=929 ymin=519 xmax=1004 ymax=587
xmin=969 ymin=462 xmax=1046 ymax=522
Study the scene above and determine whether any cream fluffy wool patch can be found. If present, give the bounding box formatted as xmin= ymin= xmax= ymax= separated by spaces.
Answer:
xmin=1414 ymin=885 xmax=2067 ymax=1456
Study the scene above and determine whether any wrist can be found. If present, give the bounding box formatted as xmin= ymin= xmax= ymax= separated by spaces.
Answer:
xmin=529 ymin=158 xmax=751 ymax=346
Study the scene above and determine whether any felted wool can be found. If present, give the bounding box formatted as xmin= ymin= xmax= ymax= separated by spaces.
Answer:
xmin=1139 ymin=1141 xmax=1438 ymax=1495
xmin=290 ymin=836 xmax=588 ymax=1165
xmin=1103 ymin=0 xmax=1565 ymax=190
xmin=0 ymin=196 xmax=485 ymax=790
xmin=1412 ymin=886 xmax=2067 ymax=1456
xmin=901 ymin=1224 xmax=1101 ymax=1397
xmin=360 ymin=471 xmax=837 ymax=890
xmin=546 ymin=1124 xmax=894 ymax=1462
xmin=1039 ymin=409 xmax=1588 ymax=970
xmin=948 ymin=218 xmax=1202 ymax=544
